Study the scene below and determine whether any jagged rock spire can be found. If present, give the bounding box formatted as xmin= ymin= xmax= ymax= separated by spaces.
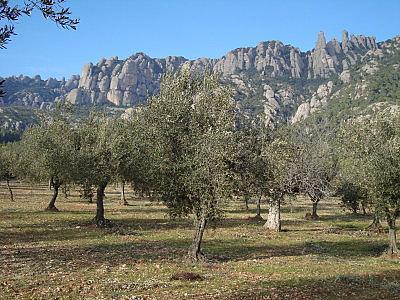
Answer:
xmin=316 ymin=31 xmax=327 ymax=49
xmin=342 ymin=30 xmax=349 ymax=49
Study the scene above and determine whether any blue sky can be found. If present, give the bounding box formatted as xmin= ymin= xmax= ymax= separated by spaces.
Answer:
xmin=1 ymin=0 xmax=399 ymax=79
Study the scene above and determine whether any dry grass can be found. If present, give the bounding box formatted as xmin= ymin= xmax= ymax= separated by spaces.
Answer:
xmin=1 ymin=181 xmax=400 ymax=299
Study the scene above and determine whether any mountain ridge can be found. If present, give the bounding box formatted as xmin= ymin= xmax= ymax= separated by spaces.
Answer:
xmin=1 ymin=30 xmax=378 ymax=107
xmin=0 ymin=30 xmax=399 ymax=136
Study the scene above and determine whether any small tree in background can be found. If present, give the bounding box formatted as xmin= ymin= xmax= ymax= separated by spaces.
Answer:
xmin=339 ymin=112 xmax=400 ymax=254
xmin=291 ymin=125 xmax=337 ymax=219
xmin=262 ymin=128 xmax=298 ymax=232
xmin=79 ymin=180 xmax=94 ymax=203
xmin=0 ymin=142 xmax=20 ymax=201
xmin=109 ymin=113 xmax=153 ymax=206
xmin=336 ymin=180 xmax=367 ymax=215
xmin=232 ymin=115 xmax=266 ymax=215
xmin=109 ymin=118 xmax=132 ymax=206
xmin=145 ymin=70 xmax=235 ymax=261
xmin=75 ymin=114 xmax=116 ymax=226
xmin=21 ymin=108 xmax=78 ymax=211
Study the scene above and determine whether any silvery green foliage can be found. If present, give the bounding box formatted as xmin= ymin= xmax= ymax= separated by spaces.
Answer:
xmin=290 ymin=124 xmax=338 ymax=203
xmin=0 ymin=142 xmax=18 ymax=181
xmin=74 ymin=113 xmax=115 ymax=188
xmin=109 ymin=112 xmax=153 ymax=194
xmin=144 ymin=70 xmax=236 ymax=221
xmin=231 ymin=116 xmax=268 ymax=203
xmin=339 ymin=111 xmax=400 ymax=253
xmin=339 ymin=112 xmax=400 ymax=219
xmin=20 ymin=107 xmax=79 ymax=185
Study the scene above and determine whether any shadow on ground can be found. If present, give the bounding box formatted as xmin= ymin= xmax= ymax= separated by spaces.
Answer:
xmin=204 ymin=238 xmax=388 ymax=262
xmin=224 ymin=270 xmax=400 ymax=300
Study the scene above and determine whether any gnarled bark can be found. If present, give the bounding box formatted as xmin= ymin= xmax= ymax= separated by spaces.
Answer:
xmin=120 ymin=181 xmax=128 ymax=205
xmin=46 ymin=177 xmax=60 ymax=211
xmin=255 ymin=192 xmax=262 ymax=218
xmin=94 ymin=181 xmax=109 ymax=227
xmin=188 ymin=216 xmax=207 ymax=261
xmin=311 ymin=201 xmax=319 ymax=219
xmin=6 ymin=179 xmax=14 ymax=202
xmin=244 ymin=194 xmax=250 ymax=211
xmin=264 ymin=198 xmax=281 ymax=232
xmin=366 ymin=210 xmax=383 ymax=231
xmin=387 ymin=216 xmax=399 ymax=255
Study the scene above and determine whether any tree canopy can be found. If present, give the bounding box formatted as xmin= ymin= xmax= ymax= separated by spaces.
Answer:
xmin=143 ymin=70 xmax=236 ymax=260
xmin=338 ymin=111 xmax=400 ymax=254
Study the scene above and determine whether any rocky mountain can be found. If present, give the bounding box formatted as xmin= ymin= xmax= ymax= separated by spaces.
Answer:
xmin=1 ymin=30 xmax=398 ymax=134
xmin=62 ymin=30 xmax=378 ymax=108
xmin=0 ymin=75 xmax=79 ymax=108
xmin=292 ymin=36 xmax=400 ymax=125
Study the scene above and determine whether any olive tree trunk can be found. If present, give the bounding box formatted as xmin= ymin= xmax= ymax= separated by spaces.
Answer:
xmin=352 ymin=205 xmax=358 ymax=215
xmin=307 ymin=197 xmax=320 ymax=220
xmin=188 ymin=216 xmax=207 ymax=261
xmin=6 ymin=179 xmax=14 ymax=202
xmin=361 ymin=204 xmax=367 ymax=215
xmin=46 ymin=177 xmax=60 ymax=211
xmin=120 ymin=181 xmax=128 ymax=205
xmin=264 ymin=198 xmax=281 ymax=232
xmin=244 ymin=194 xmax=250 ymax=211
xmin=255 ymin=192 xmax=262 ymax=218
xmin=387 ymin=216 xmax=399 ymax=255
xmin=366 ymin=209 xmax=383 ymax=231
xmin=94 ymin=182 xmax=108 ymax=227
xmin=312 ymin=201 xmax=319 ymax=219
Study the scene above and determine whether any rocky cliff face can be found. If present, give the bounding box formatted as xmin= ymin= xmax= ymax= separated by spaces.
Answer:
xmin=212 ymin=41 xmax=306 ymax=78
xmin=63 ymin=30 xmax=377 ymax=107
xmin=0 ymin=74 xmax=79 ymax=109
xmin=307 ymin=31 xmax=377 ymax=79
xmin=291 ymin=81 xmax=334 ymax=123
xmin=1 ymin=30 xmax=379 ymax=110
xmin=66 ymin=54 xmax=190 ymax=106
xmin=206 ymin=30 xmax=377 ymax=79
xmin=291 ymin=36 xmax=400 ymax=124
xmin=1 ymin=30 xmax=390 ymax=132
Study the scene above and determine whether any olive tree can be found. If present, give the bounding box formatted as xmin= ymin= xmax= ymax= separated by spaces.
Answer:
xmin=339 ymin=112 xmax=400 ymax=254
xmin=144 ymin=70 xmax=235 ymax=261
xmin=336 ymin=180 xmax=367 ymax=215
xmin=110 ymin=112 xmax=153 ymax=206
xmin=69 ymin=109 xmax=152 ymax=225
xmin=291 ymin=125 xmax=337 ymax=219
xmin=232 ymin=115 xmax=266 ymax=215
xmin=79 ymin=180 xmax=94 ymax=203
xmin=21 ymin=114 xmax=78 ymax=211
xmin=262 ymin=128 xmax=298 ymax=231
xmin=0 ymin=142 xmax=20 ymax=201
xmin=74 ymin=114 xmax=116 ymax=226
xmin=108 ymin=118 xmax=132 ymax=206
